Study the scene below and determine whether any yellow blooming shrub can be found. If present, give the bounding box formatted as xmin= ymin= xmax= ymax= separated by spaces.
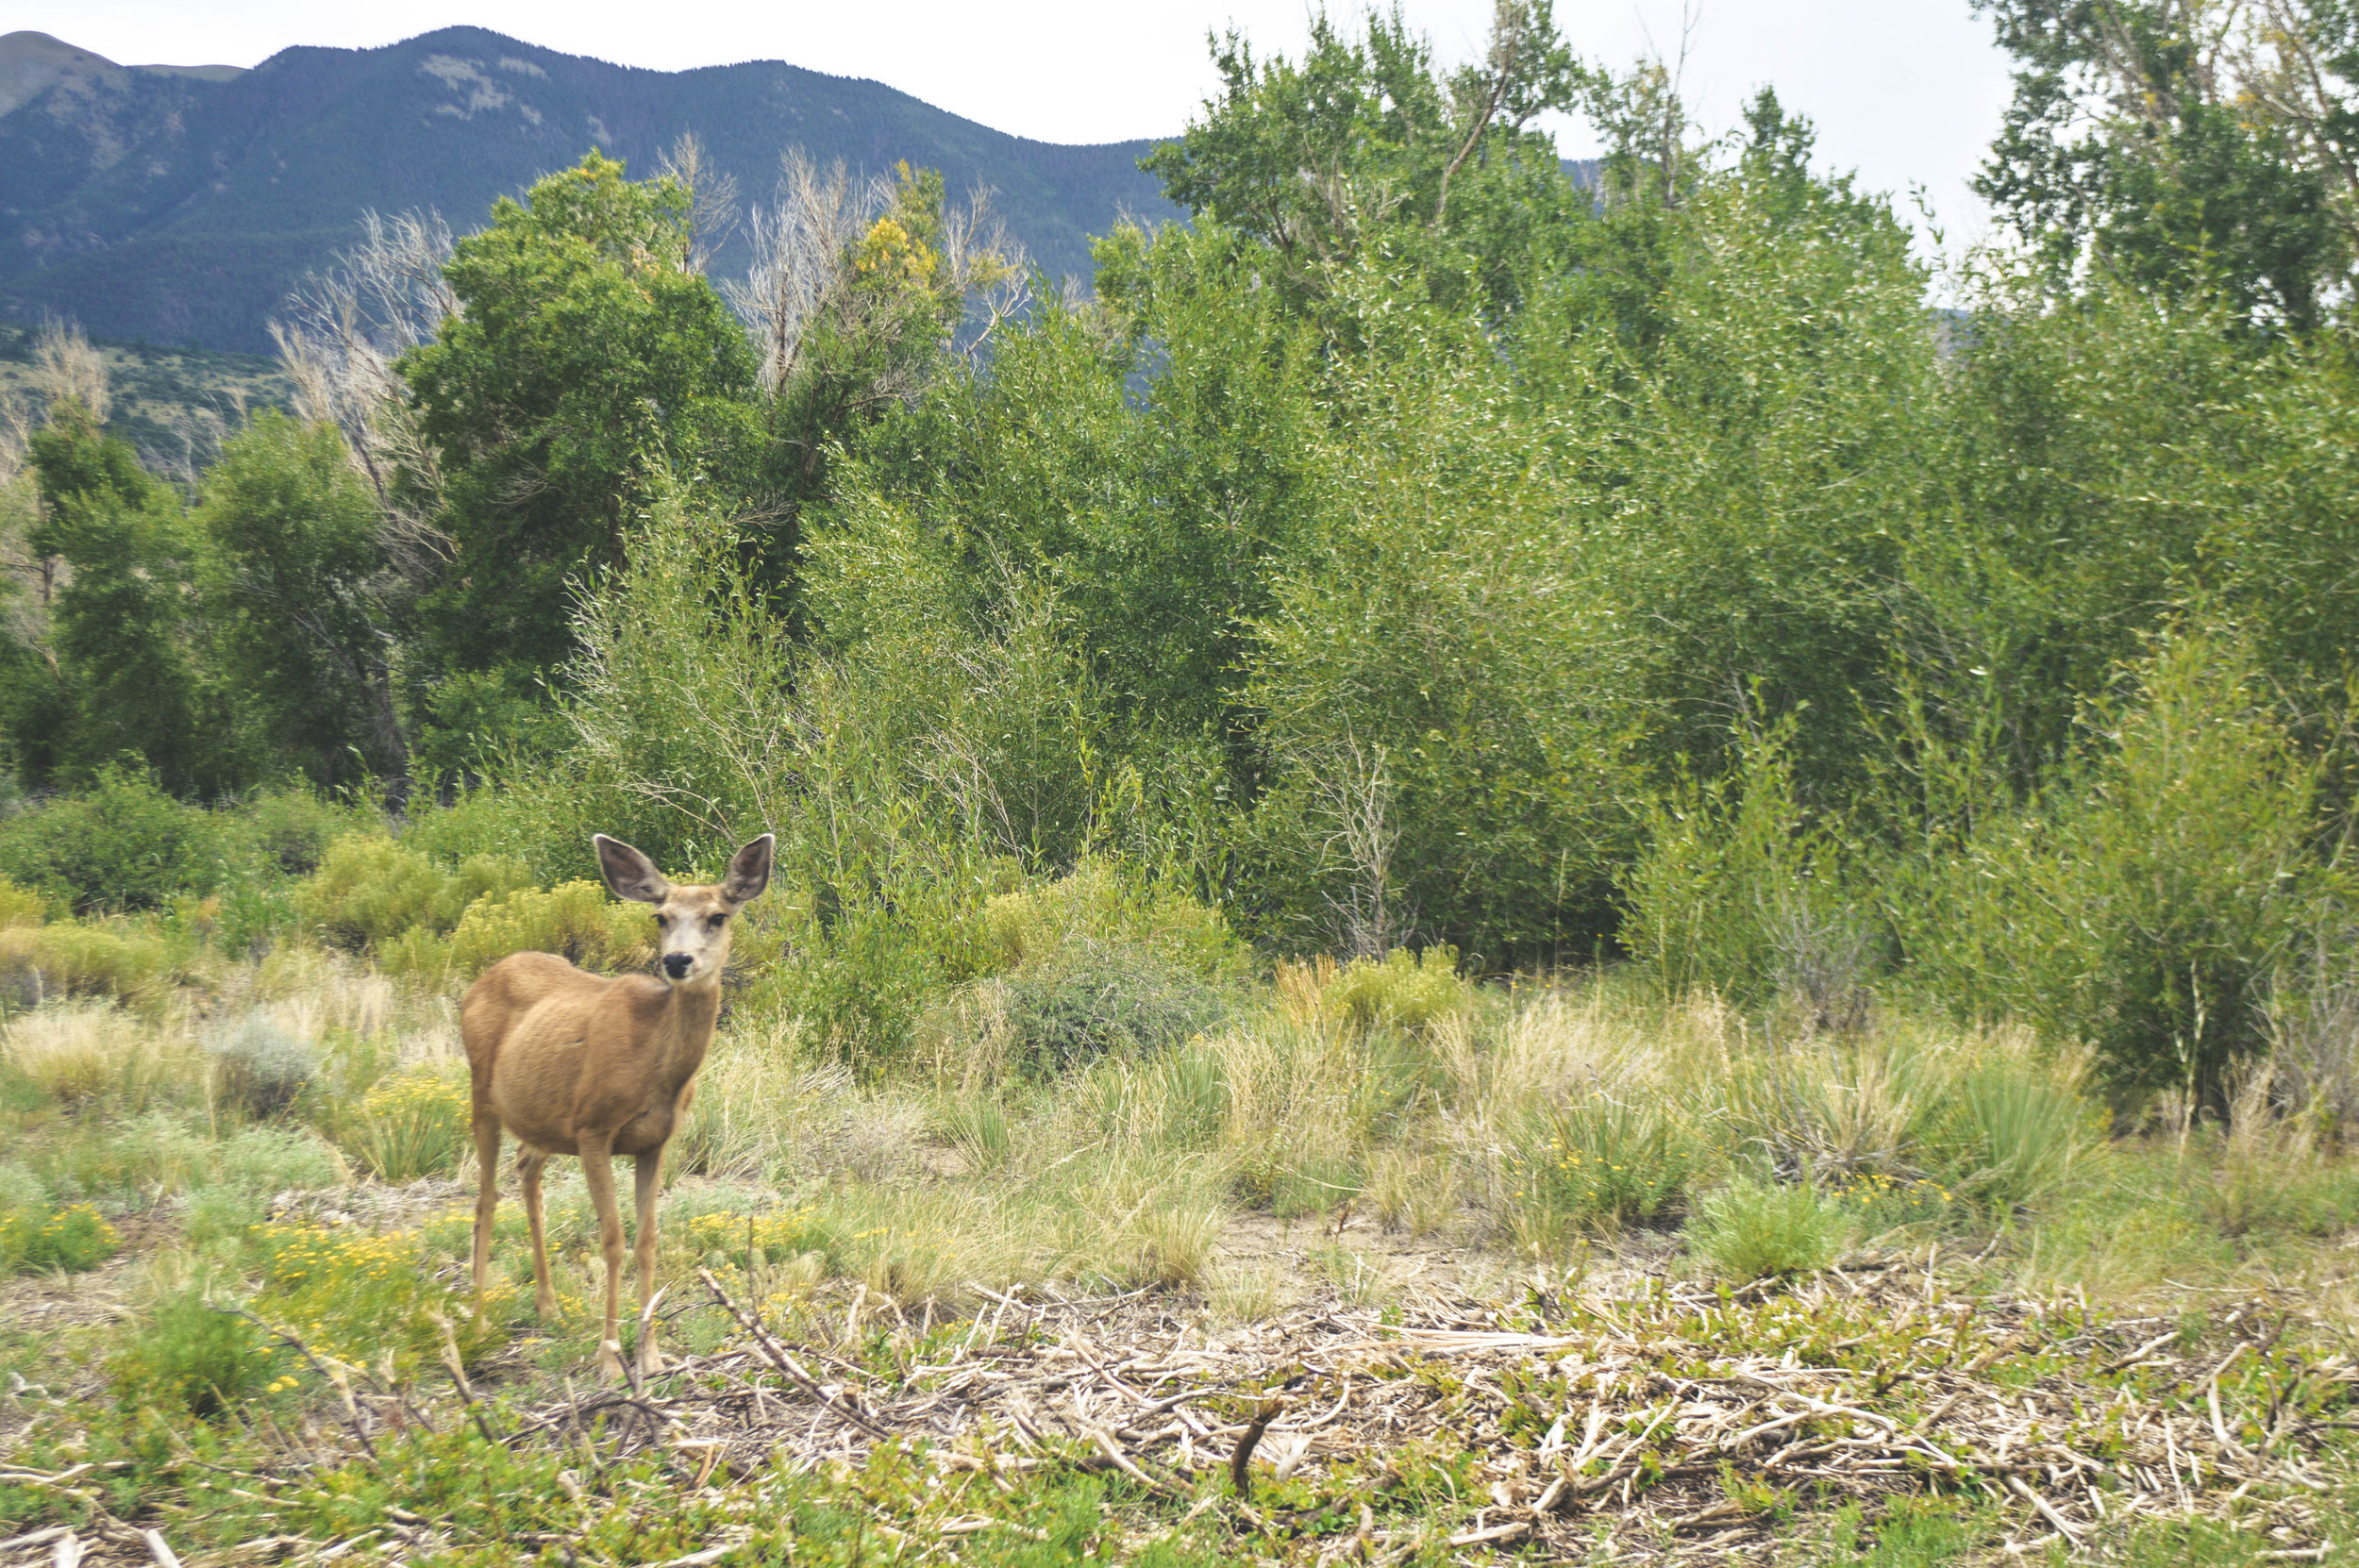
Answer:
xmin=444 ymin=880 xmax=653 ymax=981
xmin=0 ymin=874 xmax=48 ymax=927
xmin=251 ymin=1223 xmax=510 ymax=1375
xmin=351 ymin=1066 xmax=472 ymax=1182
xmin=0 ymin=1201 xmax=119 ymax=1273
xmin=684 ymin=1209 xmax=826 ymax=1270
xmin=1321 ymin=946 xmax=1470 ymax=1032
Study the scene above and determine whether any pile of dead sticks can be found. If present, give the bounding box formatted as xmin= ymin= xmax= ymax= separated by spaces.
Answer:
xmin=6 ymin=1260 xmax=2351 ymax=1565
xmin=522 ymin=1265 xmax=2351 ymax=1560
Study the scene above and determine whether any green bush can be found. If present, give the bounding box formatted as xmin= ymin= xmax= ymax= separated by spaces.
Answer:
xmin=1513 ymin=1094 xmax=1702 ymax=1237
xmin=1689 ymin=1176 xmax=1847 ymax=1282
xmin=996 ymin=944 xmax=1231 ymax=1076
xmin=293 ymin=833 xmax=443 ymax=948
xmin=1884 ymin=635 xmax=2345 ymax=1102
xmin=209 ymin=1013 xmax=318 ymax=1118
xmin=0 ymin=921 xmax=176 ymax=1005
xmin=0 ymin=1200 xmax=120 ymax=1273
xmin=429 ymin=853 xmax=537 ymax=931
xmin=1917 ymin=1051 xmax=2101 ymax=1212
xmin=0 ymin=766 xmax=227 ymax=912
xmin=112 ymin=1291 xmax=282 ymax=1418
xmin=1321 ymin=946 xmax=1470 ymax=1032
xmin=1621 ymin=719 xmax=1874 ymax=1015
xmin=237 ymin=787 xmax=364 ymax=876
xmin=254 ymin=1221 xmax=510 ymax=1376
xmin=0 ymin=874 xmax=48 ymax=927
xmin=443 ymin=879 xmax=651 ymax=980
xmin=982 ymin=859 xmax=1245 ymax=980
xmin=347 ymin=1066 xmax=472 ymax=1182
xmin=0 ymin=1160 xmax=42 ymax=1212
xmin=214 ymin=1125 xmax=346 ymax=1193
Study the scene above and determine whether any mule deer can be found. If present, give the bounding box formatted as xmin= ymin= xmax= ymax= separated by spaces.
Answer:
xmin=463 ymin=832 xmax=773 ymax=1381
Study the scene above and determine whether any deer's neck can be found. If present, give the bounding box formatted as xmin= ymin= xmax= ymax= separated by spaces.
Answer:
xmin=648 ymin=980 xmax=724 ymax=1096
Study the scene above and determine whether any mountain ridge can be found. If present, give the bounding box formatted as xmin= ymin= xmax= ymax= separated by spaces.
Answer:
xmin=0 ymin=27 xmax=1179 ymax=353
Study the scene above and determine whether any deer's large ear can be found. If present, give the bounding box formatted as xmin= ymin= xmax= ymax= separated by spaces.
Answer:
xmin=594 ymin=835 xmax=670 ymax=904
xmin=722 ymin=833 xmax=775 ymax=904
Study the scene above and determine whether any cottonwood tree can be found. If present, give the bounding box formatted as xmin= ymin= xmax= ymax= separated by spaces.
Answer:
xmin=728 ymin=156 xmax=1021 ymax=597
xmin=1143 ymin=0 xmax=1586 ymax=314
xmin=195 ymin=413 xmax=410 ymax=788
xmin=1975 ymin=0 xmax=2359 ymax=327
xmin=21 ymin=403 xmax=226 ymax=792
xmin=396 ymin=153 xmax=761 ymax=773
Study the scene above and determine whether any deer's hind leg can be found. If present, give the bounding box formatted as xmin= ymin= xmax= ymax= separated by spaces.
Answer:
xmin=469 ymin=1113 xmax=503 ymax=1305
xmin=518 ymin=1146 xmax=555 ymax=1318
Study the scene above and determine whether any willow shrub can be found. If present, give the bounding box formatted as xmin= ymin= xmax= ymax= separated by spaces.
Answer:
xmin=1883 ymin=633 xmax=2350 ymax=1103
xmin=1620 ymin=717 xmax=1874 ymax=1011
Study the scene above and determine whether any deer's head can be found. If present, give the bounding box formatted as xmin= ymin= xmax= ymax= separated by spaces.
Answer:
xmin=594 ymin=833 xmax=775 ymax=987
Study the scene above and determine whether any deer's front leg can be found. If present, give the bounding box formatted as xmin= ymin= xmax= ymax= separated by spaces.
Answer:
xmin=469 ymin=1113 xmax=502 ymax=1306
xmin=632 ymin=1145 xmax=668 ymax=1377
xmin=578 ymin=1137 xmax=627 ymax=1383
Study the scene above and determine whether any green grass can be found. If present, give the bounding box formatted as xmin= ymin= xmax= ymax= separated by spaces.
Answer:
xmin=0 ymin=917 xmax=2354 ymax=1562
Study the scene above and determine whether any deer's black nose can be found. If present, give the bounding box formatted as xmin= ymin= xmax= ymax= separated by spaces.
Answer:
xmin=663 ymin=954 xmax=693 ymax=979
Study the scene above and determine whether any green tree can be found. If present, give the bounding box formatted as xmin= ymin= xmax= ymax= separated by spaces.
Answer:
xmin=737 ymin=162 xmax=1012 ymax=598
xmin=1142 ymin=2 xmax=1586 ymax=315
xmin=398 ymin=152 xmax=761 ymax=768
xmin=22 ymin=403 xmax=226 ymax=793
xmin=1973 ymin=0 xmax=2353 ymax=328
xmin=822 ymin=222 xmax=1324 ymax=758
xmin=195 ymin=412 xmax=407 ymax=789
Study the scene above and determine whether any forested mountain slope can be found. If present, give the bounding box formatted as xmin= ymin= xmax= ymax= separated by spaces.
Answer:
xmin=0 ymin=27 xmax=1176 ymax=352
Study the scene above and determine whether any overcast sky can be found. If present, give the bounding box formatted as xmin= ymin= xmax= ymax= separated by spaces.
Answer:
xmin=18 ymin=1 xmax=2017 ymax=242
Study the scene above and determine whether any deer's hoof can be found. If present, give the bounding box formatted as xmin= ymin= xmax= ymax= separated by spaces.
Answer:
xmin=596 ymin=1340 xmax=627 ymax=1383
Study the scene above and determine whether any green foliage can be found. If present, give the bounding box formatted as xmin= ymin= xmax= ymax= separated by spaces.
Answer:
xmin=0 ymin=765 xmax=226 ymax=913
xmin=239 ymin=787 xmax=363 ymax=876
xmin=0 ymin=921 xmax=176 ymax=1008
xmin=1621 ymin=719 xmax=1868 ymax=1010
xmin=1916 ymin=1053 xmax=2103 ymax=1213
xmin=0 ymin=875 xmax=48 ymax=927
xmin=293 ymin=835 xmax=442 ymax=948
xmin=1821 ymin=1497 xmax=1979 ymax=1568
xmin=1885 ymin=634 xmax=2344 ymax=1102
xmin=1140 ymin=4 xmax=1584 ymax=314
xmin=251 ymin=1221 xmax=509 ymax=1376
xmin=1319 ymin=947 xmax=1470 ymax=1033
xmin=208 ymin=1013 xmax=318 ymax=1119
xmin=981 ymin=860 xmax=1243 ymax=981
xmin=1513 ymin=1094 xmax=1700 ymax=1239
xmin=17 ymin=405 xmax=226 ymax=792
xmin=0 ymin=1199 xmax=119 ymax=1273
xmin=293 ymin=832 xmax=536 ymax=956
xmin=399 ymin=152 xmax=760 ymax=756
xmin=194 ymin=413 xmax=406 ymax=785
xmin=747 ymin=163 xmax=1006 ymax=593
xmin=346 ymin=1067 xmax=471 ymax=1182
xmin=1975 ymin=0 xmax=2353 ymax=331
xmin=111 ymin=1291 xmax=281 ymax=1420
xmin=994 ymin=946 xmax=1232 ymax=1077
xmin=442 ymin=880 xmax=652 ymax=980
xmin=1688 ymin=1176 xmax=1847 ymax=1282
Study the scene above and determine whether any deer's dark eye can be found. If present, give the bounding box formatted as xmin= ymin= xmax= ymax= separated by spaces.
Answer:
xmin=654 ymin=912 xmax=670 ymax=928
xmin=706 ymin=913 xmax=728 ymax=930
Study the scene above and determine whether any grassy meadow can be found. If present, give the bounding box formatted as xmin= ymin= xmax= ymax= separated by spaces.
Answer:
xmin=8 ymin=2 xmax=2359 ymax=1561
xmin=0 ymin=808 xmax=2353 ymax=1565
